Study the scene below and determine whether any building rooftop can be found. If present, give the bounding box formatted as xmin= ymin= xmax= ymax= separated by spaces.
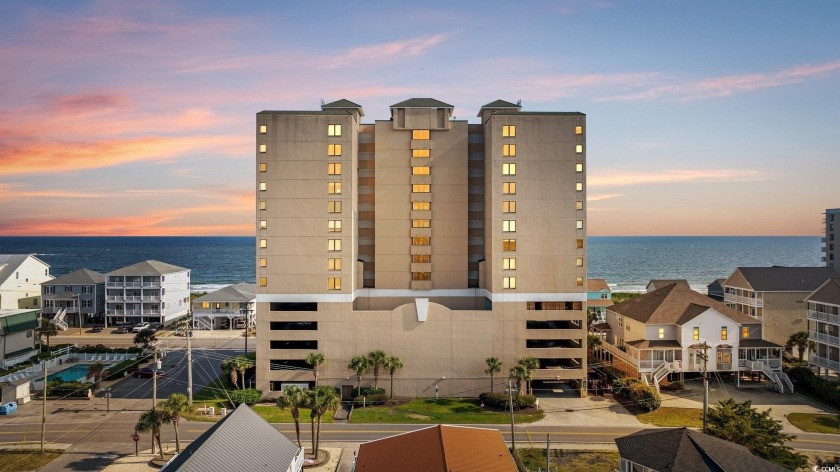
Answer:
xmin=647 ymin=279 xmax=690 ymax=291
xmin=390 ymin=98 xmax=454 ymax=108
xmin=0 ymin=309 xmax=40 ymax=335
xmin=107 ymin=260 xmax=188 ymax=277
xmin=727 ymin=266 xmax=840 ymax=292
xmin=44 ymin=268 xmax=105 ymax=286
xmin=0 ymin=254 xmax=49 ymax=284
xmin=321 ymin=98 xmax=363 ymax=109
xmin=193 ymin=283 xmax=256 ymax=303
xmin=481 ymin=99 xmax=520 ymax=108
xmin=805 ymin=278 xmax=840 ymax=305
xmin=609 ymin=283 xmax=758 ymax=326
xmin=587 ymin=278 xmax=611 ymax=292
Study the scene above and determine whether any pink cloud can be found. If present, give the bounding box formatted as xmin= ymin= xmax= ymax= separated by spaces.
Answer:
xmin=588 ymin=169 xmax=764 ymax=187
xmin=314 ymin=34 xmax=450 ymax=69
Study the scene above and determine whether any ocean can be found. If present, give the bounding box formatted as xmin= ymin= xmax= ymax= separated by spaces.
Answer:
xmin=0 ymin=236 xmax=823 ymax=293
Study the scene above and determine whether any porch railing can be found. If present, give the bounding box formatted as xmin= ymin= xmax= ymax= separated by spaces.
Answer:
xmin=724 ymin=294 xmax=763 ymax=307
xmin=811 ymin=356 xmax=840 ymax=371
xmin=808 ymin=310 xmax=840 ymax=324
xmin=810 ymin=330 xmax=840 ymax=346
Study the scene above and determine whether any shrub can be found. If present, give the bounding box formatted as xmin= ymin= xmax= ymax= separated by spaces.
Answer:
xmin=103 ymin=358 xmax=144 ymax=380
xmin=787 ymin=366 xmax=840 ymax=409
xmin=354 ymin=393 xmax=387 ymax=406
xmin=351 ymin=386 xmax=385 ymax=398
xmin=224 ymin=388 xmax=262 ymax=407
xmin=612 ymin=378 xmax=660 ymax=412
xmin=661 ymin=381 xmax=684 ymax=391
xmin=479 ymin=392 xmax=537 ymax=409
xmin=46 ymin=380 xmax=90 ymax=398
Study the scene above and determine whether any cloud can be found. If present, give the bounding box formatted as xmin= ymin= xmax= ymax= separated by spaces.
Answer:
xmin=588 ymin=169 xmax=764 ymax=187
xmin=54 ymin=93 xmax=129 ymax=114
xmin=0 ymin=183 xmax=103 ymax=199
xmin=587 ymin=193 xmax=624 ymax=201
xmin=525 ymin=72 xmax=660 ymax=100
xmin=0 ymin=217 xmax=252 ymax=236
xmin=313 ymin=34 xmax=450 ymax=70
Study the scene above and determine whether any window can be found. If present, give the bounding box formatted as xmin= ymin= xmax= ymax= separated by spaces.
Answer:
xmin=328 ymin=201 xmax=342 ymax=213
xmin=412 ymin=166 xmax=430 ymax=175
xmin=576 ymin=163 xmax=583 ymax=173
xmin=576 ymin=239 xmax=584 ymax=249
xmin=502 ymin=201 xmax=516 ymax=213
xmin=328 ymin=182 xmax=342 ymax=194
xmin=412 ymin=272 xmax=431 ymax=281
xmin=412 ymin=237 xmax=430 ymax=246
xmin=259 ymin=162 xmax=267 ymax=172
xmin=259 ymin=144 xmax=266 ymax=153
xmin=575 ymin=144 xmax=583 ymax=153
xmin=693 ymin=327 xmax=700 ymax=341
xmin=64 ymin=285 xmax=72 ymax=292
xmin=412 ymin=129 xmax=430 ymax=140
xmin=260 ymin=220 xmax=267 ymax=229
xmin=618 ymin=316 xmax=623 ymax=328
xmin=44 ymin=286 xmax=55 ymax=294
xmin=576 ymin=257 xmax=584 ymax=267
xmin=327 ymin=277 xmax=341 ymax=290
xmin=412 ymin=219 xmax=430 ymax=228
xmin=658 ymin=328 xmax=665 ymax=339
xmin=412 ymin=184 xmax=430 ymax=193
xmin=576 ymin=220 xmax=584 ymax=229
xmin=328 ymin=163 xmax=342 ymax=175
xmin=328 ymin=144 xmax=342 ymax=156
xmin=260 ymin=125 xmax=267 ymax=134
xmin=502 ymin=220 xmax=516 ymax=232
xmin=576 ymin=182 xmax=584 ymax=191
xmin=259 ymin=277 xmax=267 ymax=287
xmin=503 ymin=276 xmax=516 ymax=289
xmin=502 ymin=163 xmax=516 ymax=175
xmin=721 ymin=327 xmax=728 ymax=340
xmin=412 ymin=202 xmax=430 ymax=211
xmin=503 ymin=239 xmax=516 ymax=251
xmin=575 ymin=126 xmax=583 ymax=135
xmin=271 ymin=340 xmax=319 ymax=350
xmin=717 ymin=352 xmax=731 ymax=364
xmin=82 ymin=286 xmax=92 ymax=294
xmin=328 ymin=258 xmax=342 ymax=271
xmin=270 ymin=302 xmax=318 ymax=311
xmin=260 ymin=239 xmax=267 ymax=248
xmin=259 ymin=182 xmax=267 ymax=191
xmin=270 ymin=321 xmax=318 ymax=330
xmin=328 ymin=124 xmax=342 ymax=136
xmin=412 ymin=254 xmax=431 ymax=263
xmin=503 ymin=257 xmax=516 ymax=270
xmin=741 ymin=326 xmax=749 ymax=338
xmin=412 ymin=149 xmax=430 ymax=158
xmin=44 ymin=299 xmax=53 ymax=308
xmin=259 ymin=258 xmax=267 ymax=267
xmin=328 ymin=220 xmax=342 ymax=232
xmin=328 ymin=239 xmax=342 ymax=251
xmin=576 ymin=201 xmax=584 ymax=210
xmin=503 ymin=182 xmax=516 ymax=194
xmin=503 ymin=144 xmax=516 ymax=157
xmin=502 ymin=125 xmax=516 ymax=137
xmin=576 ymin=276 xmax=584 ymax=286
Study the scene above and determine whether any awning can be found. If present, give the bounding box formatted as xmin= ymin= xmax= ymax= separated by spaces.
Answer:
xmin=717 ymin=344 xmax=733 ymax=349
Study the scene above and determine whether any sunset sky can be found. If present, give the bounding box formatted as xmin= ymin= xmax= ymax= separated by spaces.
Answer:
xmin=1 ymin=1 xmax=838 ymax=236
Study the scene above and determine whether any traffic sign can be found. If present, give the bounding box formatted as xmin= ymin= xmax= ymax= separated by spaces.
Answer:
xmin=131 ymin=434 xmax=140 ymax=442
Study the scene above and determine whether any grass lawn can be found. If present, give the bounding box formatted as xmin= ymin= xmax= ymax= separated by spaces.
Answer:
xmin=349 ymin=398 xmax=544 ymax=424
xmin=252 ymin=405 xmax=335 ymax=423
xmin=787 ymin=413 xmax=840 ymax=434
xmin=636 ymin=407 xmax=704 ymax=427
xmin=0 ymin=450 xmax=63 ymax=472
xmin=518 ymin=449 xmax=619 ymax=472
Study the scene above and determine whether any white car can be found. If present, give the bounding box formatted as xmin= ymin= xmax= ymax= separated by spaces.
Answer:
xmin=132 ymin=322 xmax=150 ymax=333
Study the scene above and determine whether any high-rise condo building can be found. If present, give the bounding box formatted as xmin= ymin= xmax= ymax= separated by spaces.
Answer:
xmin=825 ymin=208 xmax=839 ymax=268
xmin=255 ymin=99 xmax=587 ymax=398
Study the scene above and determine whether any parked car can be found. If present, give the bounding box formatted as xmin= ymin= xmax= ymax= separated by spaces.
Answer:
xmin=132 ymin=322 xmax=150 ymax=333
xmin=114 ymin=325 xmax=129 ymax=334
xmin=147 ymin=322 xmax=162 ymax=332
xmin=134 ymin=367 xmax=166 ymax=378
xmin=0 ymin=402 xmax=18 ymax=415
xmin=234 ymin=319 xmax=247 ymax=329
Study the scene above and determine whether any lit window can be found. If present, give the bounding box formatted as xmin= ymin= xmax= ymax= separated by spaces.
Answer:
xmin=328 ymin=144 xmax=342 ymax=156
xmin=412 ymin=130 xmax=430 ymax=140
xmin=576 ymin=257 xmax=584 ymax=267
xmin=741 ymin=326 xmax=749 ymax=338
xmin=503 ymin=276 xmax=516 ymax=289
xmin=328 ymin=239 xmax=342 ymax=251
xmin=502 ymin=201 xmax=517 ymax=213
xmin=693 ymin=327 xmax=700 ymax=341
xmin=412 ymin=254 xmax=431 ymax=263
xmin=328 ymin=163 xmax=342 ymax=175
xmin=575 ymin=239 xmax=583 ymax=249
xmin=328 ymin=220 xmax=342 ymax=232
xmin=260 ymin=125 xmax=267 ymax=134
xmin=412 ymin=272 xmax=431 ymax=281
xmin=259 ymin=182 xmax=267 ymax=191
xmin=576 ymin=276 xmax=584 ymax=286
xmin=328 ymin=277 xmax=341 ymax=290
xmin=259 ymin=144 xmax=267 ymax=153
xmin=575 ymin=126 xmax=583 ymax=135
xmin=576 ymin=163 xmax=583 ymax=173
xmin=412 ymin=166 xmax=430 ymax=175
xmin=576 ymin=144 xmax=583 ymax=154
xmin=500 ymin=182 xmax=516 ymax=195
xmin=412 ymin=184 xmax=430 ymax=193
xmin=259 ymin=201 xmax=267 ymax=210
xmin=412 ymin=219 xmax=430 ymax=228
xmin=502 ymin=163 xmax=516 ymax=175
xmin=576 ymin=220 xmax=584 ymax=229
xmin=328 ymin=201 xmax=342 ymax=213
xmin=503 ymin=257 xmax=516 ymax=270
xmin=412 ymin=202 xmax=431 ymax=211
xmin=259 ymin=239 xmax=267 ymax=248
xmin=328 ymin=124 xmax=342 ymax=136
xmin=259 ymin=277 xmax=267 ymax=286
xmin=260 ymin=220 xmax=267 ymax=229
xmin=721 ymin=327 xmax=728 ymax=340
xmin=503 ymin=239 xmax=516 ymax=251
xmin=502 ymin=125 xmax=516 ymax=137
xmin=502 ymin=220 xmax=516 ymax=232
xmin=658 ymin=328 xmax=665 ymax=339
xmin=576 ymin=182 xmax=583 ymax=191
xmin=576 ymin=201 xmax=583 ymax=210
xmin=412 ymin=237 xmax=430 ymax=246
xmin=259 ymin=162 xmax=267 ymax=172
xmin=328 ymin=258 xmax=342 ymax=271
xmin=413 ymin=149 xmax=430 ymax=158
xmin=328 ymin=182 xmax=342 ymax=194
xmin=503 ymin=144 xmax=516 ymax=157
xmin=259 ymin=258 xmax=267 ymax=267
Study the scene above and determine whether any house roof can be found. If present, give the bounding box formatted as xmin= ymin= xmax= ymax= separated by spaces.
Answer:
xmin=739 ymin=339 xmax=783 ymax=348
xmin=727 ymin=267 xmax=840 ymax=292
xmin=609 ymin=283 xmax=759 ymax=326
xmin=615 ymin=427 xmax=789 ymax=472
xmin=0 ymin=254 xmax=49 ymax=285
xmin=587 ymin=278 xmax=611 ymax=292
xmin=804 ymin=278 xmax=840 ymax=305
xmin=591 ymin=322 xmax=611 ymax=331
xmin=0 ymin=309 xmax=39 ymax=335
xmin=355 ymin=425 xmax=517 ymax=472
xmin=107 ymin=260 xmax=188 ymax=276
xmin=587 ymin=299 xmax=614 ymax=308
xmin=162 ymin=404 xmax=301 ymax=472
xmin=627 ymin=339 xmax=682 ymax=349
xmin=481 ymin=99 xmax=520 ymax=108
xmin=321 ymin=98 xmax=362 ymax=109
xmin=193 ymin=283 xmax=256 ymax=303
xmin=390 ymin=98 xmax=454 ymax=108
xmin=647 ymin=279 xmax=690 ymax=291
xmin=44 ymin=269 xmax=105 ymax=286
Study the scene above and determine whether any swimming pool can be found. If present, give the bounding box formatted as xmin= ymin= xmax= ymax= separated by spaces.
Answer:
xmin=43 ymin=364 xmax=95 ymax=383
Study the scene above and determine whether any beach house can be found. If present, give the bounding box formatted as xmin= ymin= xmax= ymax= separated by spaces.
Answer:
xmin=41 ymin=269 xmax=106 ymax=330
xmin=587 ymin=278 xmax=612 ymax=322
xmin=0 ymin=254 xmax=52 ymax=310
xmin=805 ymin=278 xmax=840 ymax=378
xmin=104 ymin=260 xmax=190 ymax=327
xmin=191 ymin=283 xmax=255 ymax=330
xmin=0 ymin=308 xmax=40 ymax=368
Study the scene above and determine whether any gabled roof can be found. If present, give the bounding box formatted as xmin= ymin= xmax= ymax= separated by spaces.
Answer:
xmin=321 ymin=98 xmax=362 ymax=109
xmin=193 ymin=283 xmax=256 ymax=303
xmin=587 ymin=299 xmax=614 ymax=308
xmin=162 ymin=404 xmax=301 ymax=472
xmin=805 ymin=278 xmax=840 ymax=305
xmin=107 ymin=260 xmax=188 ymax=276
xmin=355 ymin=425 xmax=517 ymax=472
xmin=647 ymin=279 xmax=689 ymax=291
xmin=44 ymin=269 xmax=105 ymax=286
xmin=609 ymin=283 xmax=758 ymax=325
xmin=615 ymin=428 xmax=789 ymax=472
xmin=0 ymin=254 xmax=49 ymax=284
xmin=481 ymin=99 xmax=520 ymax=108
xmin=727 ymin=267 xmax=839 ymax=292
xmin=390 ymin=98 xmax=453 ymax=108
xmin=587 ymin=278 xmax=611 ymax=292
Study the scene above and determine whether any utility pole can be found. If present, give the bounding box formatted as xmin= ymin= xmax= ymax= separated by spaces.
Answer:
xmin=186 ymin=323 xmax=193 ymax=405
xmin=702 ymin=341 xmax=709 ymax=432
xmin=40 ymin=359 xmax=47 ymax=454
xmin=546 ymin=433 xmax=550 ymax=472
xmin=508 ymin=379 xmax=516 ymax=453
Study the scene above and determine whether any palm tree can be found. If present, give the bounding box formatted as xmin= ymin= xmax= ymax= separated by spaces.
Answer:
xmin=518 ymin=356 xmax=540 ymax=395
xmin=37 ymin=318 xmax=58 ymax=353
xmin=86 ymin=362 xmax=105 ymax=390
xmin=221 ymin=358 xmax=240 ymax=389
xmin=509 ymin=364 xmax=529 ymax=397
xmin=305 ymin=352 xmax=326 ymax=387
xmin=309 ymin=386 xmax=340 ymax=458
xmin=159 ymin=393 xmax=192 ymax=454
xmin=133 ymin=329 xmax=157 ymax=350
xmin=367 ymin=350 xmax=387 ymax=390
xmin=231 ymin=356 xmax=252 ymax=389
xmin=383 ymin=356 xmax=404 ymax=399
xmin=136 ymin=408 xmax=168 ymax=460
xmin=276 ymin=386 xmax=308 ymax=448
xmin=785 ymin=331 xmax=815 ymax=362
xmin=348 ymin=355 xmax=371 ymax=395
xmin=485 ymin=357 xmax=502 ymax=393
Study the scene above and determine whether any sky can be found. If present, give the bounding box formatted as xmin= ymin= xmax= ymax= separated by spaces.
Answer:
xmin=1 ymin=0 xmax=838 ymax=237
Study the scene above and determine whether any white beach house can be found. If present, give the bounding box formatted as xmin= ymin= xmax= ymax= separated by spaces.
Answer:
xmin=105 ymin=260 xmax=190 ymax=327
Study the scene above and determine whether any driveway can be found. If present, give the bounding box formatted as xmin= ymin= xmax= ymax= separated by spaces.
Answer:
xmin=532 ymin=383 xmax=645 ymax=427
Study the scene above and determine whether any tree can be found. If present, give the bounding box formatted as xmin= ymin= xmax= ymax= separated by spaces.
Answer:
xmin=484 ymin=357 xmax=502 ymax=393
xmin=518 ymin=356 xmax=540 ymax=395
xmin=509 ymin=364 xmax=530 ymax=397
xmin=309 ymin=386 xmax=340 ymax=458
xmin=133 ymin=329 xmax=157 ymax=350
xmin=348 ymin=355 xmax=371 ymax=394
xmin=136 ymin=408 xmax=168 ymax=460
xmin=86 ymin=362 xmax=105 ymax=390
xmin=784 ymin=331 xmax=815 ymax=362
xmin=159 ymin=393 xmax=192 ymax=454
xmin=587 ymin=333 xmax=602 ymax=354
xmin=383 ymin=356 xmax=404 ymax=399
xmin=37 ymin=318 xmax=58 ymax=353
xmin=367 ymin=350 xmax=387 ymax=390
xmin=706 ymin=398 xmax=807 ymax=470
xmin=276 ymin=386 xmax=308 ymax=448
xmin=305 ymin=352 xmax=326 ymax=387
xmin=221 ymin=356 xmax=251 ymax=390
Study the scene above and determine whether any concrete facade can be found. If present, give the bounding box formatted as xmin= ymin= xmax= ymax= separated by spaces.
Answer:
xmin=256 ymin=99 xmax=587 ymax=398
xmin=825 ymin=208 xmax=839 ymax=268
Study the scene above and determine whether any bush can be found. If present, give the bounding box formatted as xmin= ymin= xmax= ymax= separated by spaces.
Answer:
xmin=354 ymin=393 xmax=388 ymax=406
xmin=787 ymin=366 xmax=840 ymax=409
xmin=479 ymin=392 xmax=537 ymax=409
xmin=661 ymin=381 xmax=684 ymax=391
xmin=46 ymin=380 xmax=90 ymax=398
xmin=103 ymin=358 xmax=144 ymax=380
xmin=351 ymin=386 xmax=385 ymax=398
xmin=225 ymin=388 xmax=262 ymax=407
xmin=613 ymin=378 xmax=660 ymax=412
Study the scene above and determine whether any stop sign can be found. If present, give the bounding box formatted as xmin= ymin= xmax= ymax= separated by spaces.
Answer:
xmin=132 ymin=434 xmax=140 ymax=442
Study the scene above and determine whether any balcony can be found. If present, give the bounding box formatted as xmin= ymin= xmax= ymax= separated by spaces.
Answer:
xmin=724 ymin=294 xmax=763 ymax=307
xmin=106 ymin=309 xmax=162 ymax=316
xmin=811 ymin=355 xmax=840 ymax=371
xmin=142 ymin=281 xmax=161 ymax=288
xmin=808 ymin=310 xmax=840 ymax=324
xmin=810 ymin=330 xmax=840 ymax=346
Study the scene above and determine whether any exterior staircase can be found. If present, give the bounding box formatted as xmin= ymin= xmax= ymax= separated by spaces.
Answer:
xmin=50 ymin=308 xmax=68 ymax=330
xmin=646 ymin=361 xmax=674 ymax=393
xmin=750 ymin=361 xmax=789 ymax=393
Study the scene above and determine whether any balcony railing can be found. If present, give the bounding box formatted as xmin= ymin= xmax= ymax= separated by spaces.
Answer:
xmin=808 ymin=310 xmax=840 ymax=324
xmin=811 ymin=356 xmax=840 ymax=371
xmin=193 ymin=308 xmax=244 ymax=316
xmin=106 ymin=310 xmax=162 ymax=316
xmin=724 ymin=294 xmax=763 ymax=307
xmin=810 ymin=330 xmax=840 ymax=346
